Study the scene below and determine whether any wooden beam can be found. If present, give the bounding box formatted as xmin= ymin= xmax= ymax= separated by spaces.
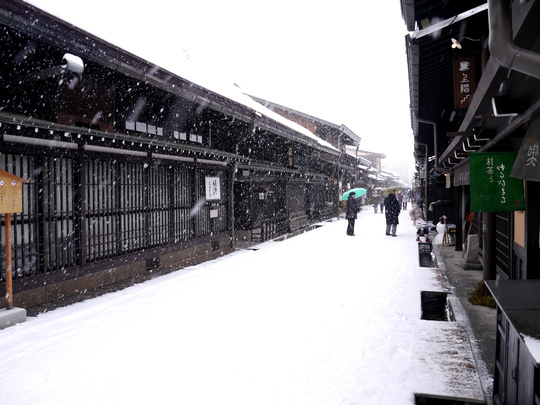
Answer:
xmin=447 ymin=131 xmax=475 ymax=137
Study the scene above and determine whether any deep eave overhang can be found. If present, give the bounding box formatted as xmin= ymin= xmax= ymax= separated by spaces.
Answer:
xmin=405 ymin=2 xmax=489 ymax=171
xmin=406 ymin=3 xmax=489 ymax=127
xmin=0 ymin=111 xmax=250 ymax=164
xmin=439 ymin=0 xmax=540 ymax=170
xmin=406 ymin=0 xmax=540 ymax=174
xmin=0 ymin=0 xmax=340 ymax=158
xmin=410 ymin=4 xmax=488 ymax=41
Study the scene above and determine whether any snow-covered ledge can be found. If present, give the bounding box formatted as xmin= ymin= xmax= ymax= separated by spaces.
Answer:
xmin=0 ymin=307 xmax=27 ymax=330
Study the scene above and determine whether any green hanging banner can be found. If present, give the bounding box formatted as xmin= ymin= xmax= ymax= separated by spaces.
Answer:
xmin=470 ymin=152 xmax=525 ymax=212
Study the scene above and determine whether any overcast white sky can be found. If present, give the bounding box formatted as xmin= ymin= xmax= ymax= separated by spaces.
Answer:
xmin=28 ymin=0 xmax=413 ymax=169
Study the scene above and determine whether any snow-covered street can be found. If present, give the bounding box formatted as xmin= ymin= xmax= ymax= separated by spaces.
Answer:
xmin=0 ymin=208 xmax=485 ymax=404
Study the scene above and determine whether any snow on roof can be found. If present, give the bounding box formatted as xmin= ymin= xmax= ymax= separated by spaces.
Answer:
xmin=235 ymin=93 xmax=338 ymax=152
xmin=250 ymin=96 xmax=361 ymax=146
xmin=24 ymin=1 xmax=337 ymax=153
xmin=381 ymin=169 xmax=401 ymax=178
xmin=358 ymin=156 xmax=372 ymax=167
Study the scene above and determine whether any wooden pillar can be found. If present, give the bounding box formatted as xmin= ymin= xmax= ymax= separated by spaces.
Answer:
xmin=483 ymin=211 xmax=497 ymax=280
xmin=525 ymin=181 xmax=540 ymax=279
xmin=5 ymin=213 xmax=13 ymax=310
xmin=455 ymin=186 xmax=463 ymax=252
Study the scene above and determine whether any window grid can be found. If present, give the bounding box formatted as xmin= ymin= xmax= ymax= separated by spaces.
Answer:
xmin=85 ymin=160 xmax=118 ymax=262
xmin=0 ymin=151 xmax=228 ymax=280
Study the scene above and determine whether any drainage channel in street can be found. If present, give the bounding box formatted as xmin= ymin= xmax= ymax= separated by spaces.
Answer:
xmin=414 ymin=242 xmax=487 ymax=404
xmin=416 ymin=291 xmax=486 ymax=404
xmin=418 ymin=242 xmax=434 ymax=267
xmin=415 ymin=393 xmax=486 ymax=404
xmin=420 ymin=291 xmax=453 ymax=322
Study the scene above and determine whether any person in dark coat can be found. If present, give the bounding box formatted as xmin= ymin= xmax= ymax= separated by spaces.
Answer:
xmin=345 ymin=192 xmax=360 ymax=236
xmin=384 ymin=190 xmax=401 ymax=236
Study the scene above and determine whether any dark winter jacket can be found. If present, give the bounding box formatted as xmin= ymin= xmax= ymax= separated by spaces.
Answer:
xmin=345 ymin=195 xmax=360 ymax=220
xmin=384 ymin=193 xmax=401 ymax=225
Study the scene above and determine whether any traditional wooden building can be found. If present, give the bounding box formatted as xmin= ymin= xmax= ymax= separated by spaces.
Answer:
xmin=236 ymin=97 xmax=363 ymax=239
xmin=0 ymin=0 xmax=349 ymax=308
xmin=402 ymin=0 xmax=540 ymax=402
xmin=248 ymin=96 xmax=362 ymax=192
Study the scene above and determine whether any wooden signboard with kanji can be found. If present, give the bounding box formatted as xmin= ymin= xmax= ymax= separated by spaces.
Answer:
xmin=0 ymin=170 xmax=28 ymax=310
xmin=0 ymin=170 xmax=27 ymax=214
xmin=453 ymin=56 xmax=477 ymax=110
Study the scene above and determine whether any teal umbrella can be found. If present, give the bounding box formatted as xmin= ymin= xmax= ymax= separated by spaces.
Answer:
xmin=341 ymin=188 xmax=367 ymax=200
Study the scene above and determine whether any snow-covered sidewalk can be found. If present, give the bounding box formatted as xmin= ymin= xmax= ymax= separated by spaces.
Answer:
xmin=0 ymin=208 xmax=485 ymax=404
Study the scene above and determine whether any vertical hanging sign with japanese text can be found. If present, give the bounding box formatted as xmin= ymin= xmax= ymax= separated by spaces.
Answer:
xmin=470 ymin=152 xmax=525 ymax=212
xmin=453 ymin=56 xmax=477 ymax=109
xmin=510 ymin=116 xmax=540 ymax=181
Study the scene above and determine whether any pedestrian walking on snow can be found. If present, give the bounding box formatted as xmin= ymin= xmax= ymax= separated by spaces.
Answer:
xmin=402 ymin=193 xmax=408 ymax=210
xmin=373 ymin=193 xmax=381 ymax=213
xmin=345 ymin=192 xmax=360 ymax=236
xmin=384 ymin=190 xmax=401 ymax=237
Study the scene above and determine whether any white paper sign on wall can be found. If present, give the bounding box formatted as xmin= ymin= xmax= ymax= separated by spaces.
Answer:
xmin=205 ymin=177 xmax=221 ymax=200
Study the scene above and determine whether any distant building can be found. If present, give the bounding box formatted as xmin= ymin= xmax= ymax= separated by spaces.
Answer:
xmin=248 ymin=96 xmax=363 ymax=192
xmin=356 ymin=150 xmax=386 ymax=174
xmin=384 ymin=162 xmax=411 ymax=187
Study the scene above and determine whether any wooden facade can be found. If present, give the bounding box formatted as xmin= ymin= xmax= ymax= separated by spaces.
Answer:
xmin=0 ymin=0 xmax=360 ymax=308
xmin=402 ymin=0 xmax=540 ymax=403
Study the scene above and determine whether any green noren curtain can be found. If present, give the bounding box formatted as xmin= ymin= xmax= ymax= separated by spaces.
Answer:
xmin=470 ymin=152 xmax=525 ymax=212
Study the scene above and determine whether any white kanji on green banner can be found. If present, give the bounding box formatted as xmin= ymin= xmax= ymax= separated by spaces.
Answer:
xmin=470 ymin=152 xmax=525 ymax=212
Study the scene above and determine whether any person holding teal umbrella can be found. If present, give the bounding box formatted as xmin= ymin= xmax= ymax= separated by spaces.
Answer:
xmin=341 ymin=187 xmax=367 ymax=200
xmin=345 ymin=191 xmax=360 ymax=236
